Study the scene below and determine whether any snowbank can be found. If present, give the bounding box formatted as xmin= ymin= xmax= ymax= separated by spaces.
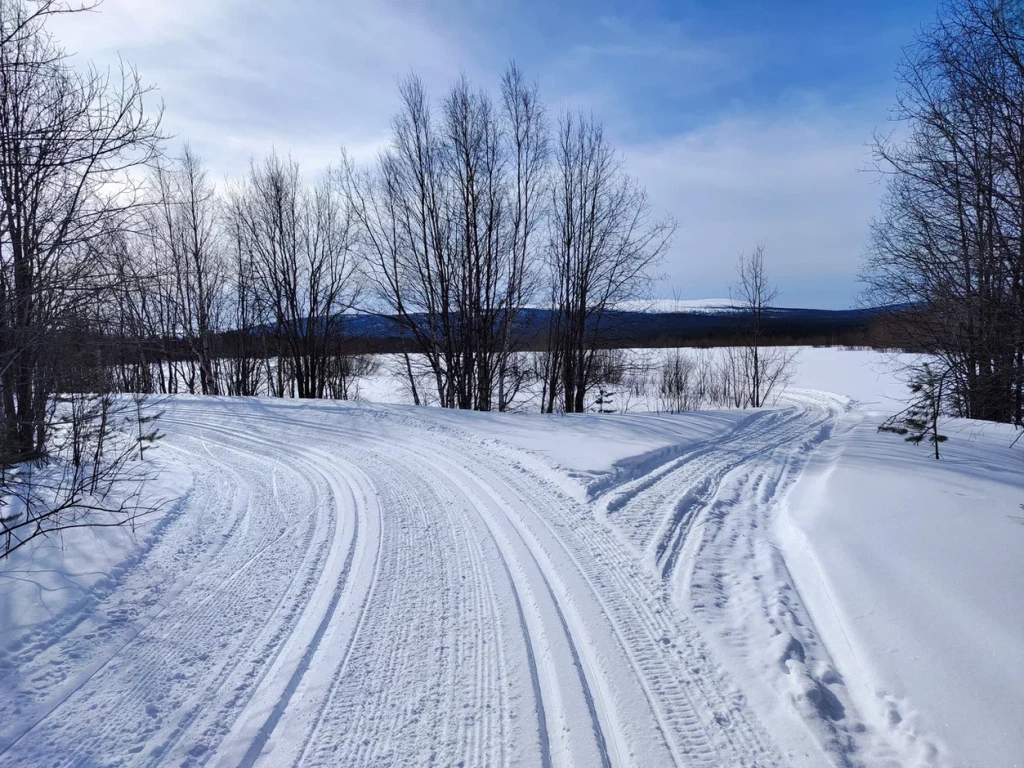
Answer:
xmin=788 ymin=347 xmax=912 ymax=406
xmin=779 ymin=410 xmax=1024 ymax=766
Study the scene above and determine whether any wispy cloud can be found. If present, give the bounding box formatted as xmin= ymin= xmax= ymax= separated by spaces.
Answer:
xmin=50 ymin=0 xmax=466 ymax=177
xmin=547 ymin=15 xmax=759 ymax=130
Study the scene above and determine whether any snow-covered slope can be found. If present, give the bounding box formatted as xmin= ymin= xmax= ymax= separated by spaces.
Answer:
xmin=614 ymin=298 xmax=742 ymax=313
xmin=0 ymin=350 xmax=1019 ymax=767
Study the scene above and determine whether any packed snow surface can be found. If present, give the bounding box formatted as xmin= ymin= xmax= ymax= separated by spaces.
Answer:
xmin=0 ymin=348 xmax=1020 ymax=767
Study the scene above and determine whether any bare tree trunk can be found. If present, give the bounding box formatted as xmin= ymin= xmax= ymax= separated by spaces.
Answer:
xmin=0 ymin=0 xmax=165 ymax=559
xmin=733 ymin=244 xmax=793 ymax=408
xmin=546 ymin=111 xmax=675 ymax=413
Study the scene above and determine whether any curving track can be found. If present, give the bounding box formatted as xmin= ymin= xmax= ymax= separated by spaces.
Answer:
xmin=0 ymin=393 xmax=857 ymax=767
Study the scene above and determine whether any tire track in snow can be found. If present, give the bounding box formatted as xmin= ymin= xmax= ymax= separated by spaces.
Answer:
xmin=216 ymin=411 xmax=536 ymax=768
xmin=412 ymin=427 xmax=771 ymax=766
xmin=603 ymin=390 xmax=863 ymax=765
xmin=123 ymin=414 xmax=384 ymax=768
xmin=163 ymin=423 xmax=382 ymax=768
xmin=230 ymin=412 xmax=556 ymax=768
xmin=255 ymin=405 xmax=774 ymax=765
xmin=374 ymin=395 xmax=848 ymax=766
xmin=144 ymin=425 xmax=369 ymax=767
xmin=427 ymin=452 xmax=612 ymax=768
xmin=188 ymin=400 xmax=799 ymax=766
xmin=218 ymin=392 xmax=846 ymax=766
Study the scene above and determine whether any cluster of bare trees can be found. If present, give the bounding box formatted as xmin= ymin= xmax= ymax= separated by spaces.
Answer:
xmin=225 ymin=154 xmax=361 ymax=398
xmin=658 ymin=246 xmax=794 ymax=414
xmin=348 ymin=66 xmax=674 ymax=413
xmin=105 ymin=147 xmax=364 ymax=402
xmin=0 ymin=2 xmax=364 ymax=558
xmin=659 ymin=348 xmax=740 ymax=412
xmin=101 ymin=64 xmax=673 ymax=416
xmin=866 ymin=0 xmax=1024 ymax=427
xmin=0 ymin=0 xmax=166 ymax=557
xmin=561 ymin=242 xmax=797 ymax=415
xmin=545 ymin=338 xmax=793 ymax=416
xmin=345 ymin=68 xmax=545 ymax=410
xmin=104 ymin=147 xmax=225 ymax=397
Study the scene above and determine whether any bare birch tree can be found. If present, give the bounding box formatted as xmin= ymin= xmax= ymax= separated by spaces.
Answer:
xmin=544 ymin=112 xmax=675 ymax=413
xmin=732 ymin=244 xmax=794 ymax=408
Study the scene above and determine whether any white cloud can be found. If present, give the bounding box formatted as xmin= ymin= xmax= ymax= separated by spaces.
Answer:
xmin=49 ymin=0 xmax=467 ymax=177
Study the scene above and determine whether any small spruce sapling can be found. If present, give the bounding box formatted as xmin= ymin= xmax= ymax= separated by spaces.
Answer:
xmin=132 ymin=394 xmax=165 ymax=461
xmin=594 ymin=388 xmax=616 ymax=414
xmin=878 ymin=363 xmax=948 ymax=459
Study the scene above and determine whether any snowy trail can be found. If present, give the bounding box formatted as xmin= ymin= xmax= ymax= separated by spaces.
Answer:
xmin=0 ymin=392 xmax=860 ymax=767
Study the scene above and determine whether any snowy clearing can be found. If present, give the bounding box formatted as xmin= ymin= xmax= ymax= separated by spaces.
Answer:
xmin=0 ymin=348 xmax=1020 ymax=767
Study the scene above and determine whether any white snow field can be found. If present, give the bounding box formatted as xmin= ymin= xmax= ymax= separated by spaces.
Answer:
xmin=0 ymin=348 xmax=1021 ymax=767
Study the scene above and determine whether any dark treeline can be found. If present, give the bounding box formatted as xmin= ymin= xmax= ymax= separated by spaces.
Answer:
xmin=220 ymin=305 xmax=888 ymax=355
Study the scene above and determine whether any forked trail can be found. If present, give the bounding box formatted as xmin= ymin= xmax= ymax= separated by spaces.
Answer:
xmin=0 ymin=393 xmax=862 ymax=767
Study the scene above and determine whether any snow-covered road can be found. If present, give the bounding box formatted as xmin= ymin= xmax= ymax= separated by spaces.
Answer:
xmin=0 ymin=385 xmax=991 ymax=767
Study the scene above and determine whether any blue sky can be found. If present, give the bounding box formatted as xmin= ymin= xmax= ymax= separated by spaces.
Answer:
xmin=52 ymin=0 xmax=940 ymax=308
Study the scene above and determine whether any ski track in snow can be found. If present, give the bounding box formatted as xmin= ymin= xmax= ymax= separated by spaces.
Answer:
xmin=0 ymin=390 xmax=872 ymax=767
